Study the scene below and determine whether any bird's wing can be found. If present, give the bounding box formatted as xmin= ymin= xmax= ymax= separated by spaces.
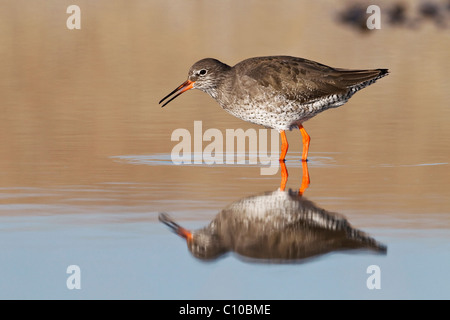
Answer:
xmin=235 ymin=56 xmax=385 ymax=104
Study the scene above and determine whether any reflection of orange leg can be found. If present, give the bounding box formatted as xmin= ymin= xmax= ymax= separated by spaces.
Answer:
xmin=280 ymin=161 xmax=288 ymax=191
xmin=299 ymin=125 xmax=311 ymax=162
xmin=299 ymin=160 xmax=310 ymax=195
xmin=279 ymin=130 xmax=289 ymax=162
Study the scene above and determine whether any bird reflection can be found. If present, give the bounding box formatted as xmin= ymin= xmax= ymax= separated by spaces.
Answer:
xmin=279 ymin=160 xmax=309 ymax=195
xmin=159 ymin=162 xmax=387 ymax=263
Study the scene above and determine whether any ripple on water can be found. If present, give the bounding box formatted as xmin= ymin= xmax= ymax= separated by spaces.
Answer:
xmin=110 ymin=152 xmax=341 ymax=168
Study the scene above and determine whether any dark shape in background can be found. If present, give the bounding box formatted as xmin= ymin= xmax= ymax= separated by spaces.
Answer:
xmin=337 ymin=1 xmax=450 ymax=32
xmin=337 ymin=3 xmax=371 ymax=33
xmin=387 ymin=3 xmax=408 ymax=25
xmin=418 ymin=1 xmax=448 ymax=27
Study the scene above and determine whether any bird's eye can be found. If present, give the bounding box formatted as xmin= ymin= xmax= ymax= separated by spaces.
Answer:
xmin=198 ymin=69 xmax=207 ymax=76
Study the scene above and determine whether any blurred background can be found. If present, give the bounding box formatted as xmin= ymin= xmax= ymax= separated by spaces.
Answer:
xmin=0 ymin=0 xmax=449 ymax=299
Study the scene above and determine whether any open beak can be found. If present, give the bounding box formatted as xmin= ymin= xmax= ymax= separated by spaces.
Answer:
xmin=159 ymin=213 xmax=193 ymax=241
xmin=159 ymin=80 xmax=195 ymax=108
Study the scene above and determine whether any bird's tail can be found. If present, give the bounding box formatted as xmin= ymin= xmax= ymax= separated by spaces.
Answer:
xmin=338 ymin=68 xmax=389 ymax=93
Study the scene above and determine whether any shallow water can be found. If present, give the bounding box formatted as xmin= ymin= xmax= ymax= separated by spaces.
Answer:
xmin=0 ymin=0 xmax=449 ymax=299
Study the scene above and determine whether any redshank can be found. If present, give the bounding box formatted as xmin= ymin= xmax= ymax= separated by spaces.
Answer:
xmin=159 ymin=190 xmax=387 ymax=262
xmin=159 ymin=56 xmax=389 ymax=161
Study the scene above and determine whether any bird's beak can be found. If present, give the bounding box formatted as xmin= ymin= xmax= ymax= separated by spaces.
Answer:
xmin=159 ymin=80 xmax=195 ymax=108
xmin=159 ymin=213 xmax=193 ymax=242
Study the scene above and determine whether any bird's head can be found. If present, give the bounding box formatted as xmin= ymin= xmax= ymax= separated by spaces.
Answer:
xmin=159 ymin=58 xmax=231 ymax=107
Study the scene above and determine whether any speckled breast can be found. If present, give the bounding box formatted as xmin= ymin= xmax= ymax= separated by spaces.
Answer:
xmin=222 ymin=93 xmax=350 ymax=131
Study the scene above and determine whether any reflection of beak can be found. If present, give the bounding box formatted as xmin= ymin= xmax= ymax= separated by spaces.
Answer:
xmin=159 ymin=213 xmax=193 ymax=241
xmin=159 ymin=80 xmax=195 ymax=108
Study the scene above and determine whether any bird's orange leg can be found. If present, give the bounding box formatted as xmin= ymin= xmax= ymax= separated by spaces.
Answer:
xmin=299 ymin=125 xmax=311 ymax=162
xmin=280 ymin=161 xmax=288 ymax=191
xmin=279 ymin=130 xmax=289 ymax=162
xmin=299 ymin=159 xmax=310 ymax=195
